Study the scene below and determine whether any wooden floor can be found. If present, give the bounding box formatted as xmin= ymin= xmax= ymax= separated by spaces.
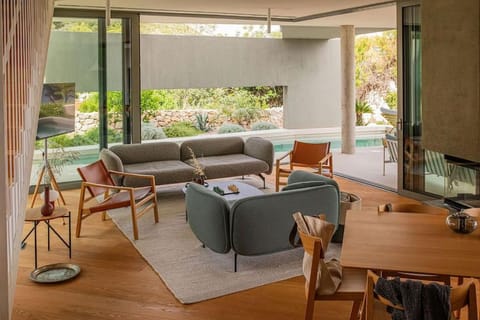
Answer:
xmin=13 ymin=176 xmax=478 ymax=319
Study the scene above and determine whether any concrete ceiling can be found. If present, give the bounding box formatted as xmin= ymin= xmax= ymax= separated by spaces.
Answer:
xmin=55 ymin=0 xmax=397 ymax=28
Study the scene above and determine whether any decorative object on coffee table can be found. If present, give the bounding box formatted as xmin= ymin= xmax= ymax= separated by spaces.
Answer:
xmin=446 ymin=210 xmax=478 ymax=234
xmin=187 ymin=146 xmax=207 ymax=185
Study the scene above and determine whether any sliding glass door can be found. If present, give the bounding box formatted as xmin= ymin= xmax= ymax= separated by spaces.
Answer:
xmin=31 ymin=11 xmax=137 ymax=186
xmin=398 ymin=3 xmax=445 ymax=198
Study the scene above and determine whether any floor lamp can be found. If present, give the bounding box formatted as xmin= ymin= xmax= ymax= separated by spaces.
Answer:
xmin=30 ymin=137 xmax=66 ymax=208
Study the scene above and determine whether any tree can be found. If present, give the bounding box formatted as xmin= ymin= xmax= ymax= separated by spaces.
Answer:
xmin=355 ymin=31 xmax=397 ymax=102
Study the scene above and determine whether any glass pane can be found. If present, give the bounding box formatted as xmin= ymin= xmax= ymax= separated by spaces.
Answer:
xmin=106 ymin=19 xmax=127 ymax=145
xmin=31 ymin=17 xmax=100 ymax=186
xmin=402 ymin=5 xmax=422 ymax=192
xmin=31 ymin=16 xmax=132 ymax=188
xmin=402 ymin=5 xmax=445 ymax=197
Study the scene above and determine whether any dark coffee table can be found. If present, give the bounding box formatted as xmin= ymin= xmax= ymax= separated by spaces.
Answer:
xmin=182 ymin=180 xmax=263 ymax=220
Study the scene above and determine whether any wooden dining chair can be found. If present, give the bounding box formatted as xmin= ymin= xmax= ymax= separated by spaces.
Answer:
xmin=298 ymin=229 xmax=365 ymax=320
xmin=275 ymin=141 xmax=333 ymax=191
xmin=364 ymin=270 xmax=478 ymax=320
xmin=377 ymin=203 xmax=451 ymax=285
xmin=76 ymin=160 xmax=159 ymax=240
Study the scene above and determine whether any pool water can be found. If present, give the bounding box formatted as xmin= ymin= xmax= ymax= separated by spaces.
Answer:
xmin=273 ymin=138 xmax=383 ymax=153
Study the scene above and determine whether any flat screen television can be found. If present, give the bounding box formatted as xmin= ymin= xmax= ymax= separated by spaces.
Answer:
xmin=36 ymin=82 xmax=76 ymax=140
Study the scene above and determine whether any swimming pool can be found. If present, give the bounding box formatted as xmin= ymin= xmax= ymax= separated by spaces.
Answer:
xmin=273 ymin=137 xmax=383 ymax=153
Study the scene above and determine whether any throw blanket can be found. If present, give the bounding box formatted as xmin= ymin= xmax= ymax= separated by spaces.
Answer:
xmin=375 ymin=277 xmax=451 ymax=320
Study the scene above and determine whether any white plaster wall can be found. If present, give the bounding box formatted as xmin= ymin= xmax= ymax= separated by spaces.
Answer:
xmin=141 ymin=35 xmax=341 ymax=129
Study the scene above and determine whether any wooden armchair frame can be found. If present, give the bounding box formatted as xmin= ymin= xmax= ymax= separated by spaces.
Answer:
xmin=298 ymin=229 xmax=364 ymax=320
xmin=77 ymin=160 xmax=159 ymax=240
xmin=365 ymin=270 xmax=478 ymax=320
xmin=275 ymin=141 xmax=333 ymax=192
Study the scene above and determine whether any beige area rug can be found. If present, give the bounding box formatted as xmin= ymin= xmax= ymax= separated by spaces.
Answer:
xmin=107 ymin=181 xmax=340 ymax=304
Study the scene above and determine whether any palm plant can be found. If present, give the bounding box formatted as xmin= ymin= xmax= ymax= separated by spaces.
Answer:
xmin=355 ymin=100 xmax=373 ymax=126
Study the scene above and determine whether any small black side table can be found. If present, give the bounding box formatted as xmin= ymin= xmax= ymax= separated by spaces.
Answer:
xmin=22 ymin=206 xmax=71 ymax=269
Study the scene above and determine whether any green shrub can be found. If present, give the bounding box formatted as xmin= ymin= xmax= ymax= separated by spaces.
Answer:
xmin=231 ymin=107 xmax=261 ymax=125
xmin=79 ymin=91 xmax=123 ymax=113
xmin=217 ymin=123 xmax=246 ymax=134
xmin=39 ymin=103 xmax=65 ymax=117
xmin=141 ymin=122 xmax=166 ymax=140
xmin=251 ymin=121 xmax=278 ymax=131
xmin=164 ymin=121 xmax=202 ymax=138
xmin=141 ymin=89 xmax=176 ymax=111
xmin=384 ymin=91 xmax=397 ymax=110
xmin=79 ymin=92 xmax=99 ymax=112
xmin=40 ymin=127 xmax=122 ymax=148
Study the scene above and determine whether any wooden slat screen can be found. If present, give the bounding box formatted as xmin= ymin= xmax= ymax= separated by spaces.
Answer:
xmin=0 ymin=1 xmax=54 ymax=318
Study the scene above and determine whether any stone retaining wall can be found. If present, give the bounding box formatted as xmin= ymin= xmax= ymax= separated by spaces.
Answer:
xmin=75 ymin=107 xmax=283 ymax=134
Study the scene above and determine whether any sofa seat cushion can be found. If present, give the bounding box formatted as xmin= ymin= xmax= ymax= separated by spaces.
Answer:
xmin=123 ymin=160 xmax=194 ymax=187
xmin=185 ymin=154 xmax=268 ymax=179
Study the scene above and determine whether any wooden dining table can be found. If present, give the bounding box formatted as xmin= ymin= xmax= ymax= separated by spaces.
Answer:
xmin=340 ymin=210 xmax=480 ymax=278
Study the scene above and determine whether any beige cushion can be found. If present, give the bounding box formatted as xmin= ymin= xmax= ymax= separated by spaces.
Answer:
xmin=123 ymin=160 xmax=194 ymax=187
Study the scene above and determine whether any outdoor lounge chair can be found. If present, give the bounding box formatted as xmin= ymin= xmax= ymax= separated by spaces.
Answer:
xmin=382 ymin=134 xmax=397 ymax=176
xmin=275 ymin=141 xmax=333 ymax=192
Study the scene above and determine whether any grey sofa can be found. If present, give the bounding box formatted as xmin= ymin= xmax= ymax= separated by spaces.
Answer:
xmin=100 ymin=136 xmax=273 ymax=188
xmin=185 ymin=170 xmax=340 ymax=271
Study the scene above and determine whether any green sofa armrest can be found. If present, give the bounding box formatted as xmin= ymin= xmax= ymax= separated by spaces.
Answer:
xmin=185 ymin=183 xmax=231 ymax=254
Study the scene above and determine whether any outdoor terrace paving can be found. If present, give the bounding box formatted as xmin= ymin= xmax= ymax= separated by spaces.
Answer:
xmin=333 ymin=146 xmax=397 ymax=191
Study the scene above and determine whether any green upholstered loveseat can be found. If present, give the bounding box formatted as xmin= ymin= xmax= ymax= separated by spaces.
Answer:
xmin=100 ymin=136 xmax=274 ymax=188
xmin=185 ymin=171 xmax=340 ymax=271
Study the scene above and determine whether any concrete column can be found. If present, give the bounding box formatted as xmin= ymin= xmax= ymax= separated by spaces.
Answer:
xmin=340 ymin=25 xmax=356 ymax=154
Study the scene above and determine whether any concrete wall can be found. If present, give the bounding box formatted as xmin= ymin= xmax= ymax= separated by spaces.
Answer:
xmin=422 ymin=0 xmax=480 ymax=162
xmin=46 ymin=32 xmax=342 ymax=129
xmin=141 ymin=35 xmax=341 ymax=129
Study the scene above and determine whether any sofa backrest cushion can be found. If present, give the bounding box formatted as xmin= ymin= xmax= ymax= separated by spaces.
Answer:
xmin=185 ymin=183 xmax=231 ymax=254
xmin=230 ymin=185 xmax=339 ymax=256
xmin=99 ymin=148 xmax=124 ymax=185
xmin=110 ymin=141 xmax=180 ymax=164
xmin=180 ymin=136 xmax=244 ymax=161
xmin=287 ymin=170 xmax=339 ymax=191
xmin=281 ymin=181 xmax=326 ymax=191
